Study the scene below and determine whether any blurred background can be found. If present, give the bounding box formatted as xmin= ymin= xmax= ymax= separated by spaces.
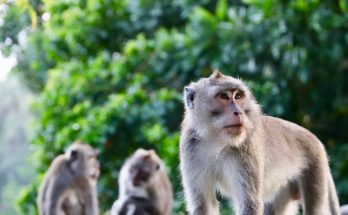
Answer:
xmin=0 ymin=0 xmax=347 ymax=214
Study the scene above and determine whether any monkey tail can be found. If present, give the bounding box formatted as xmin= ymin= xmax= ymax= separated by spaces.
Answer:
xmin=328 ymin=173 xmax=340 ymax=215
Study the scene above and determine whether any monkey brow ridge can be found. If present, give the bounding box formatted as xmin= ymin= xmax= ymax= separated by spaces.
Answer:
xmin=208 ymin=83 xmax=244 ymax=96
xmin=208 ymin=79 xmax=243 ymax=89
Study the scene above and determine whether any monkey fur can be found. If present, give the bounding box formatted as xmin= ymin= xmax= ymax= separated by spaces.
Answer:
xmin=37 ymin=141 xmax=100 ymax=215
xmin=179 ymin=71 xmax=340 ymax=215
xmin=111 ymin=149 xmax=173 ymax=215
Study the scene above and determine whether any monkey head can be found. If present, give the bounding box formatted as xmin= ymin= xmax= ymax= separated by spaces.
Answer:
xmin=183 ymin=70 xmax=261 ymax=147
xmin=65 ymin=141 xmax=100 ymax=179
xmin=127 ymin=149 xmax=162 ymax=187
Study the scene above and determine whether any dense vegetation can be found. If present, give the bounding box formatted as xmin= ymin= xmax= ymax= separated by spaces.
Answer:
xmin=1 ymin=0 xmax=348 ymax=214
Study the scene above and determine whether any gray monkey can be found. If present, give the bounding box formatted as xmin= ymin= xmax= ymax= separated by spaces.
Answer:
xmin=180 ymin=71 xmax=340 ymax=215
xmin=111 ymin=149 xmax=173 ymax=215
xmin=37 ymin=141 xmax=99 ymax=215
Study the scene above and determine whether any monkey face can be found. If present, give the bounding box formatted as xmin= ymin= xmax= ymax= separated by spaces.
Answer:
xmin=183 ymin=71 xmax=260 ymax=146
xmin=211 ymin=88 xmax=246 ymax=135
xmin=65 ymin=141 xmax=100 ymax=179
xmin=131 ymin=163 xmax=153 ymax=186
xmin=129 ymin=149 xmax=161 ymax=186
xmin=87 ymin=151 xmax=100 ymax=180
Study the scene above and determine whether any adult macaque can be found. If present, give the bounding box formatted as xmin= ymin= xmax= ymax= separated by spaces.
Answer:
xmin=111 ymin=149 xmax=173 ymax=215
xmin=37 ymin=141 xmax=100 ymax=215
xmin=179 ymin=71 xmax=340 ymax=215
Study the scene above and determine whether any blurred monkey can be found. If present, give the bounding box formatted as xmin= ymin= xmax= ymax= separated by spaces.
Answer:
xmin=111 ymin=149 xmax=173 ymax=215
xmin=37 ymin=141 xmax=99 ymax=215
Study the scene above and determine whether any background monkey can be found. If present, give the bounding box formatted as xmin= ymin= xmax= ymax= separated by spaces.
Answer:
xmin=37 ymin=141 xmax=99 ymax=215
xmin=111 ymin=149 xmax=173 ymax=215
xmin=179 ymin=71 xmax=340 ymax=215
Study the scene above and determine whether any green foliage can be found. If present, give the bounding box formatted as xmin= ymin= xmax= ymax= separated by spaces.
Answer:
xmin=0 ymin=2 xmax=29 ymax=56
xmin=1 ymin=0 xmax=348 ymax=214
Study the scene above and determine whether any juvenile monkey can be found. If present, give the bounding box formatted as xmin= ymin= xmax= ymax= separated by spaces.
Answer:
xmin=37 ymin=141 xmax=100 ymax=215
xmin=111 ymin=149 xmax=173 ymax=215
xmin=179 ymin=71 xmax=340 ymax=215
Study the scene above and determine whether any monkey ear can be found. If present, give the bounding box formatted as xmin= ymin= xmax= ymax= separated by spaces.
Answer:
xmin=184 ymin=87 xmax=195 ymax=110
xmin=210 ymin=69 xmax=224 ymax=79
xmin=66 ymin=149 xmax=78 ymax=161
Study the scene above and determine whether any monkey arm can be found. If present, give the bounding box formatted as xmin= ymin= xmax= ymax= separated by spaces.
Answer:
xmin=37 ymin=176 xmax=50 ymax=215
xmin=46 ymin=164 xmax=74 ymax=215
xmin=180 ymin=132 xmax=219 ymax=215
xmin=185 ymin=181 xmax=218 ymax=215
xmin=85 ymin=191 xmax=99 ymax=215
xmin=38 ymin=155 xmax=68 ymax=215
xmin=46 ymin=180 xmax=69 ymax=215
xmin=111 ymin=199 xmax=123 ymax=215
xmin=79 ymin=179 xmax=98 ymax=215
xmin=222 ymin=146 xmax=263 ymax=215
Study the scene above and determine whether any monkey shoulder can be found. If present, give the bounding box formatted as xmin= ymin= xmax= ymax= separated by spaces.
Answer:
xmin=46 ymin=155 xmax=77 ymax=188
xmin=261 ymin=115 xmax=318 ymax=140
xmin=182 ymin=128 xmax=201 ymax=143
xmin=49 ymin=155 xmax=68 ymax=171
xmin=179 ymin=128 xmax=202 ymax=154
xmin=261 ymin=115 xmax=326 ymax=157
xmin=42 ymin=155 xmax=69 ymax=182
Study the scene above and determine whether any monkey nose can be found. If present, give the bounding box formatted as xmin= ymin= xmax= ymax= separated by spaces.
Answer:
xmin=231 ymin=114 xmax=243 ymax=124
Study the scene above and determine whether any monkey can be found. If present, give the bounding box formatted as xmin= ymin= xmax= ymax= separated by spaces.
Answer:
xmin=111 ymin=196 xmax=156 ymax=215
xmin=341 ymin=205 xmax=348 ymax=215
xmin=111 ymin=148 xmax=173 ymax=215
xmin=37 ymin=140 xmax=100 ymax=215
xmin=179 ymin=70 xmax=340 ymax=215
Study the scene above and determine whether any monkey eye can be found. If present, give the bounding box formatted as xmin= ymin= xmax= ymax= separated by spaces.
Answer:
xmin=219 ymin=92 xmax=231 ymax=100
xmin=234 ymin=92 xmax=243 ymax=100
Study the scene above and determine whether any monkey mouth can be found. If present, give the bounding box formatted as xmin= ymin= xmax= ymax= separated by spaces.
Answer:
xmin=223 ymin=124 xmax=243 ymax=135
